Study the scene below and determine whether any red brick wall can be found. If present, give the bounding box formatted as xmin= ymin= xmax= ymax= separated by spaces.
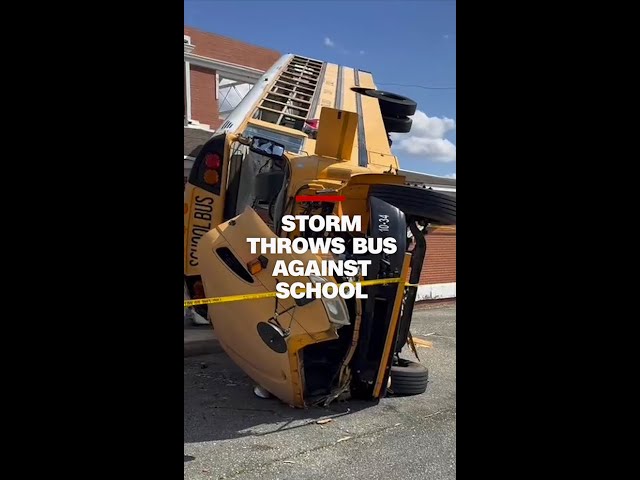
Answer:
xmin=189 ymin=65 xmax=219 ymax=128
xmin=419 ymin=228 xmax=456 ymax=285
xmin=184 ymin=27 xmax=281 ymax=71
xmin=184 ymin=27 xmax=281 ymax=128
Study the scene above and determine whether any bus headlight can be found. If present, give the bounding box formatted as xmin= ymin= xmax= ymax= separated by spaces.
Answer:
xmin=308 ymin=275 xmax=351 ymax=327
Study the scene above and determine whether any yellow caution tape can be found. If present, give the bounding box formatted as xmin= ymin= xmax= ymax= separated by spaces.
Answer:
xmin=185 ymin=291 xmax=278 ymax=307
xmin=184 ymin=277 xmax=418 ymax=308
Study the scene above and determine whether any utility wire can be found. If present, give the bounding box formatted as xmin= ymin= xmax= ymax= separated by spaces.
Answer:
xmin=377 ymin=82 xmax=456 ymax=90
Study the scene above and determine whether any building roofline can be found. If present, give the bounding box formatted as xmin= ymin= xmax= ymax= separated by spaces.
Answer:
xmin=184 ymin=26 xmax=280 ymax=58
xmin=184 ymin=51 xmax=265 ymax=83
xmin=398 ymin=169 xmax=456 ymax=188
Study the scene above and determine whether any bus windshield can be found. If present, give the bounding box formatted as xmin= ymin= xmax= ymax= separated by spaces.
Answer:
xmin=229 ymin=141 xmax=289 ymax=232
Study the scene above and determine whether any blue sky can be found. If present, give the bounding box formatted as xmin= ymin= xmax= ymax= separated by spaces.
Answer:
xmin=185 ymin=0 xmax=456 ymax=177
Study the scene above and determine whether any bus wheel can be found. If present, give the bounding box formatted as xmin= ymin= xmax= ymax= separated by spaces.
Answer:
xmin=363 ymin=89 xmax=417 ymax=117
xmin=389 ymin=358 xmax=429 ymax=395
xmin=383 ymin=115 xmax=412 ymax=133
xmin=369 ymin=184 xmax=456 ymax=226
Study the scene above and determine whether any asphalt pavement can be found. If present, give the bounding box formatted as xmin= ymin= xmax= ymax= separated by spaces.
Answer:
xmin=184 ymin=302 xmax=456 ymax=480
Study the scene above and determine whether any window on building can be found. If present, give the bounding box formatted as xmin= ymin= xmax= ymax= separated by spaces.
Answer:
xmin=218 ymin=78 xmax=253 ymax=120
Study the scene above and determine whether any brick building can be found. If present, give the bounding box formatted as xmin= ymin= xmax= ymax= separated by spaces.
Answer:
xmin=183 ymin=27 xmax=281 ymax=182
xmin=183 ymin=27 xmax=455 ymax=300
xmin=399 ymin=170 xmax=456 ymax=300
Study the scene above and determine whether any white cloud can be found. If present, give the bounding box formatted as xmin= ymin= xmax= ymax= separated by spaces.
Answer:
xmin=324 ymin=37 xmax=335 ymax=47
xmin=444 ymin=173 xmax=456 ymax=178
xmin=390 ymin=110 xmax=456 ymax=162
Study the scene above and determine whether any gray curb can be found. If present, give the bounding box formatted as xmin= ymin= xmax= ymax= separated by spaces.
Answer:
xmin=184 ymin=338 xmax=224 ymax=357
xmin=184 ymin=326 xmax=224 ymax=357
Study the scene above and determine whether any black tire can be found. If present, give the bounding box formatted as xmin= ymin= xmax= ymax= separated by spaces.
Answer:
xmin=363 ymin=89 xmax=417 ymax=117
xmin=383 ymin=115 xmax=412 ymax=133
xmin=389 ymin=359 xmax=429 ymax=395
xmin=369 ymin=184 xmax=456 ymax=226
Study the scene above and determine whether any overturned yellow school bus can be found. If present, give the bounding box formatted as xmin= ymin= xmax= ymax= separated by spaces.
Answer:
xmin=184 ymin=54 xmax=455 ymax=407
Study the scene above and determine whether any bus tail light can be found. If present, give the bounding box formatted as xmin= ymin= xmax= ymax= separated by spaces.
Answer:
xmin=204 ymin=169 xmax=219 ymax=185
xmin=205 ymin=153 xmax=221 ymax=169
xmin=203 ymin=153 xmax=222 ymax=185
xmin=187 ymin=134 xmax=226 ymax=195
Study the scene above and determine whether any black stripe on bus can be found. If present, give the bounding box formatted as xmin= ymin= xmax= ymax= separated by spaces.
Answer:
xmin=335 ymin=66 xmax=344 ymax=110
xmin=354 ymin=69 xmax=368 ymax=168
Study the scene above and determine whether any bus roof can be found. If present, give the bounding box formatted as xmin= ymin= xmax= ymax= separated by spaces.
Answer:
xmin=218 ymin=54 xmax=399 ymax=170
